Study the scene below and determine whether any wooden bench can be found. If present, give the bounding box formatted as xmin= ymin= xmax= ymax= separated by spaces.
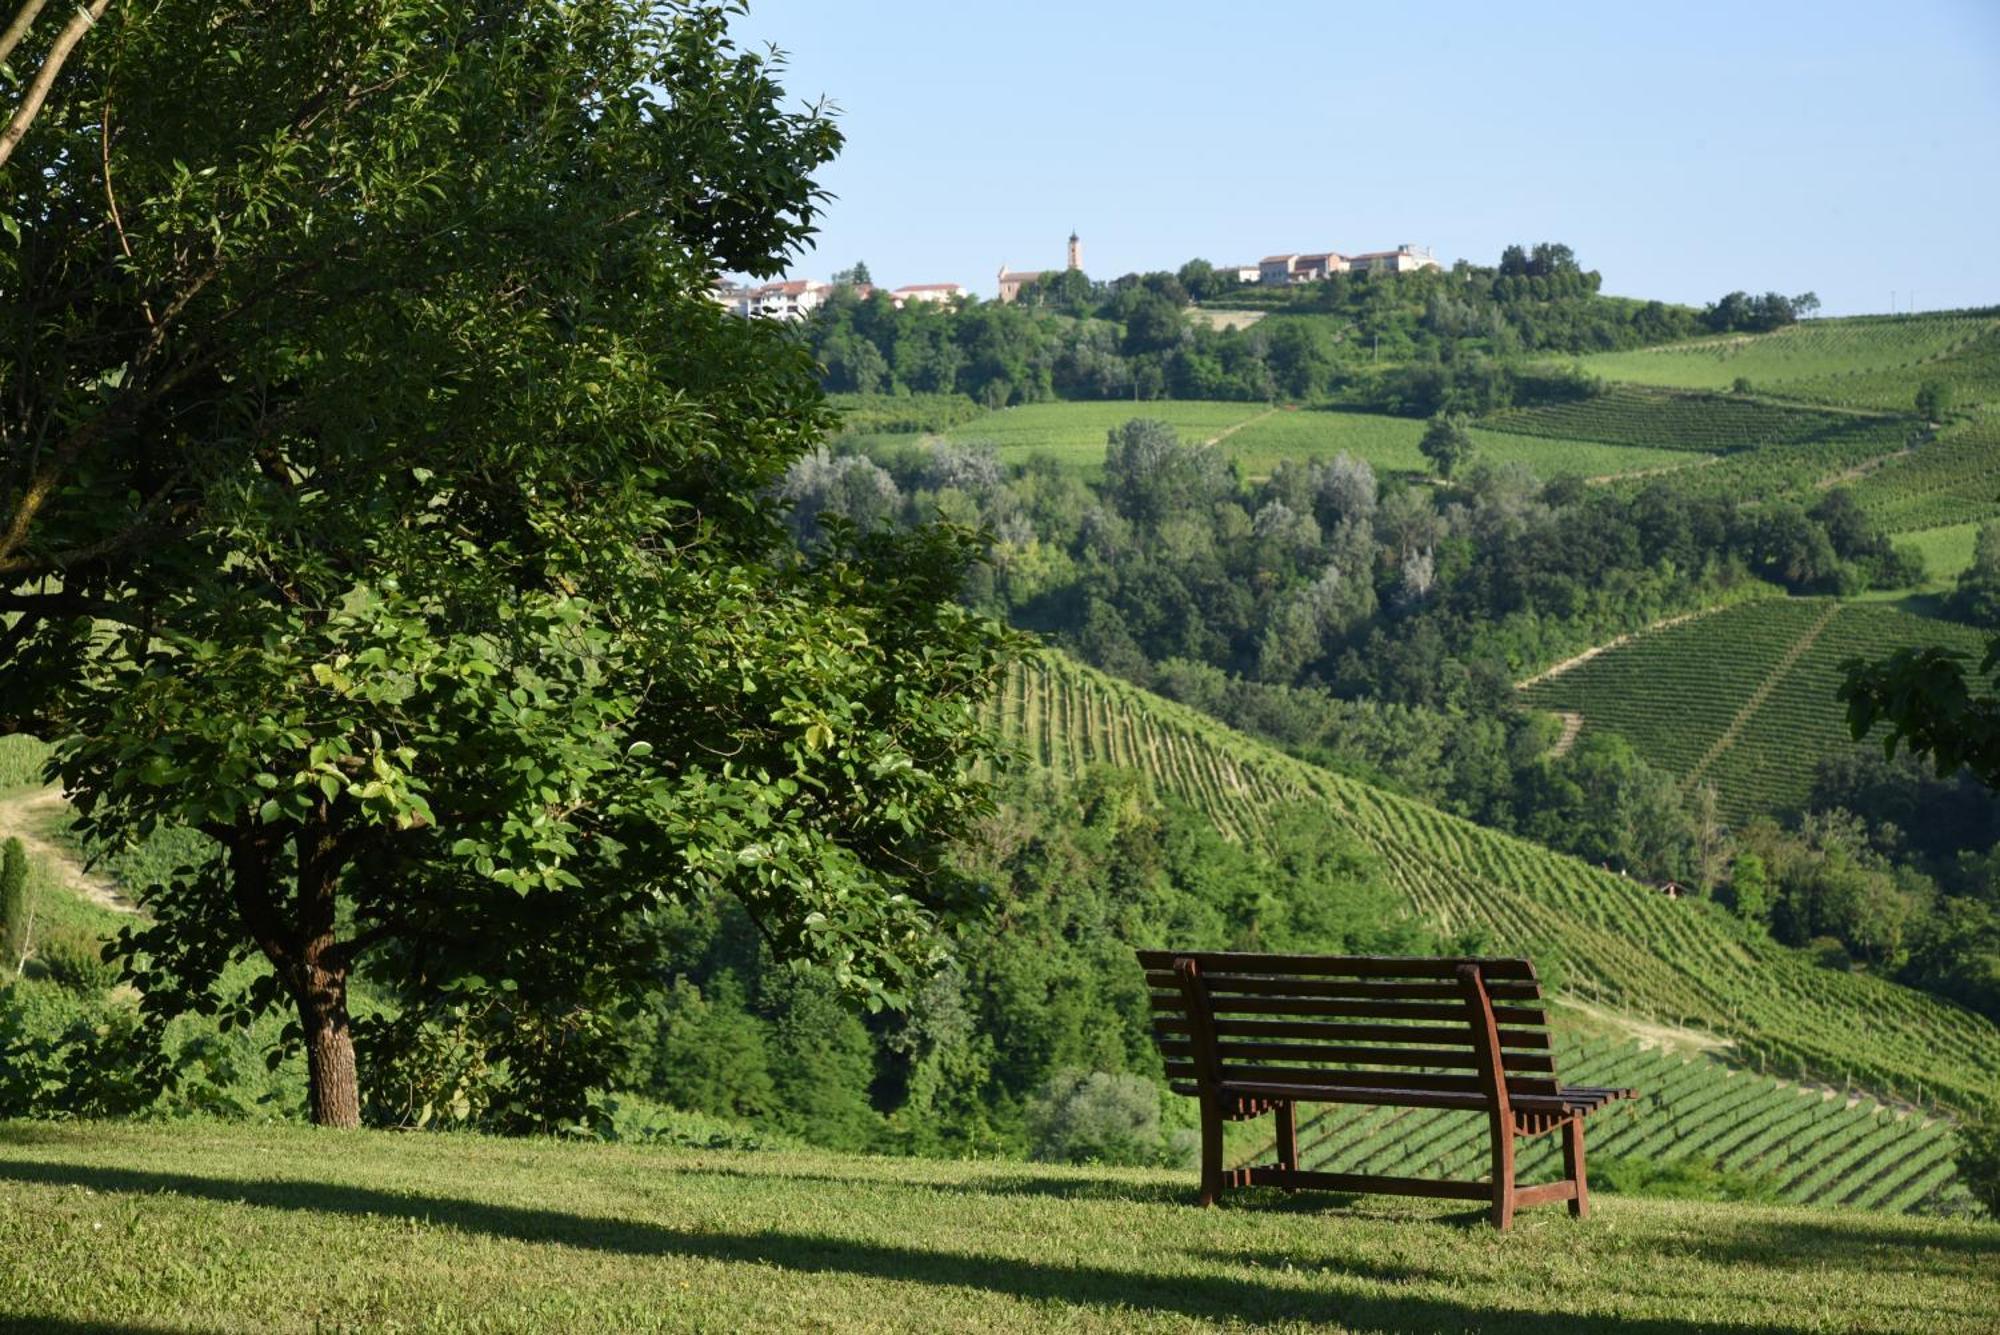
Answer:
xmin=1139 ymin=950 xmax=1635 ymax=1228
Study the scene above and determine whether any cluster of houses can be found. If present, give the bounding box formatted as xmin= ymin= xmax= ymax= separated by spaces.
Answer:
xmin=710 ymin=278 xmax=968 ymax=322
xmin=716 ymin=235 xmax=1440 ymax=319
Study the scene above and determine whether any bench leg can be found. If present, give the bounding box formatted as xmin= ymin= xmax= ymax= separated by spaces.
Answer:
xmin=1198 ymin=1098 xmax=1224 ymax=1207
xmin=1488 ymin=1109 xmax=1516 ymax=1230
xmin=1274 ymin=1100 xmax=1298 ymax=1178
xmin=1563 ymin=1116 xmax=1589 ymax=1220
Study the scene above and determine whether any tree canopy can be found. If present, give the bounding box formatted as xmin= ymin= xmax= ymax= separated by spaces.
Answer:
xmin=1 ymin=0 xmax=1016 ymax=1128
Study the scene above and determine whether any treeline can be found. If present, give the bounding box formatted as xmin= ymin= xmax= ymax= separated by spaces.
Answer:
xmin=807 ymin=245 xmax=1704 ymax=411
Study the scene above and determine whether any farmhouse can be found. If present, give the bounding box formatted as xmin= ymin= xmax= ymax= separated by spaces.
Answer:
xmin=1260 ymin=244 xmax=1439 ymax=284
xmin=892 ymin=282 xmax=967 ymax=306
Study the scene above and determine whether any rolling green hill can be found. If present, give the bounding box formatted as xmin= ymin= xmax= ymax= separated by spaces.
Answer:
xmin=990 ymin=652 xmax=2000 ymax=1114
xmin=1518 ymin=600 xmax=1993 ymax=823
xmin=1849 ymin=412 xmax=2000 ymax=534
xmin=1 ymin=1122 xmax=1991 ymax=1332
xmin=1577 ymin=314 xmax=1999 ymax=396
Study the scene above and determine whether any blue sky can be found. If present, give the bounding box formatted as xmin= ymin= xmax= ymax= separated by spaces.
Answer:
xmin=726 ymin=0 xmax=2000 ymax=315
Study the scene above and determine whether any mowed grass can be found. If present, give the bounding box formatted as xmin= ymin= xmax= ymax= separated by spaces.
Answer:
xmin=1577 ymin=315 xmax=1998 ymax=392
xmin=1893 ymin=522 xmax=1984 ymax=588
xmin=953 ymin=403 xmax=1705 ymax=482
xmin=945 ymin=400 xmax=1270 ymax=473
xmin=0 ymin=1122 xmax=1992 ymax=1333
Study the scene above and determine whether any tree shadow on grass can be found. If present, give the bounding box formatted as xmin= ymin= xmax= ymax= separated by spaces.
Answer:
xmin=0 ymin=1158 xmax=1809 ymax=1333
xmin=0 ymin=1321 xmax=171 ymax=1335
xmin=1687 ymin=1216 xmax=1998 ymax=1280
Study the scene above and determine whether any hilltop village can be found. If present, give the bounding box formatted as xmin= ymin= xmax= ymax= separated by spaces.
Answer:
xmin=713 ymin=232 xmax=1442 ymax=320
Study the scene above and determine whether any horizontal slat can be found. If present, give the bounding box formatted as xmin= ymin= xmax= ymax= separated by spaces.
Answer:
xmin=1221 ymin=1081 xmax=1494 ymax=1110
xmin=1142 ymin=972 xmax=1543 ymax=1003
xmin=1234 ymin=1167 xmax=1492 ymax=1200
xmin=1153 ymin=1017 xmax=1550 ymax=1050
xmin=1159 ymin=1041 xmax=1559 ymax=1074
xmin=1149 ymin=993 xmax=1547 ymax=1026
xmin=1514 ymin=1181 xmax=1581 ymax=1208
xmin=1164 ymin=1064 xmax=1560 ymax=1095
xmin=1137 ymin=951 xmax=1535 ymax=980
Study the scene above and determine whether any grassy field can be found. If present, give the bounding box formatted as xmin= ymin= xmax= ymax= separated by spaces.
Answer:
xmin=0 ymin=1121 xmax=1991 ymax=1333
xmin=990 ymin=653 xmax=2000 ymax=1114
xmin=943 ymin=400 xmax=1271 ymax=473
xmin=1577 ymin=314 xmax=1998 ymax=393
xmin=1893 ymin=523 xmax=1984 ymax=588
xmin=1519 ymin=600 xmax=1994 ymax=824
xmin=940 ymin=402 xmax=1705 ymax=482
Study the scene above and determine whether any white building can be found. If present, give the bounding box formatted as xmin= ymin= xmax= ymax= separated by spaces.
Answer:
xmin=1258 ymin=244 xmax=1438 ymax=285
xmin=739 ymin=279 xmax=832 ymax=321
xmin=892 ymin=283 xmax=968 ymax=306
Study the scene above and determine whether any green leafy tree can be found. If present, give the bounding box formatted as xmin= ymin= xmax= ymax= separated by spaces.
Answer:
xmin=1419 ymin=413 xmax=1476 ymax=480
xmin=0 ymin=837 xmax=29 ymax=975
xmin=1 ymin=2 xmax=1017 ymax=1128
xmin=1951 ymin=522 xmax=2000 ymax=628
xmin=1841 ymin=638 xmax=2000 ymax=789
xmin=1915 ymin=379 xmax=1955 ymax=423
xmin=1731 ymin=852 xmax=1770 ymax=924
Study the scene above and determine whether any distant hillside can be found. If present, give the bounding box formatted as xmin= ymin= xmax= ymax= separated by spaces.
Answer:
xmin=989 ymin=651 xmax=2000 ymax=1112
xmin=1577 ymin=313 xmax=2000 ymax=403
xmin=1519 ymin=599 xmax=1993 ymax=824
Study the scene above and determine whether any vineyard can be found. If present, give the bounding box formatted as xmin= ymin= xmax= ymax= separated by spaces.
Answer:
xmin=987 ymin=651 xmax=2000 ymax=1117
xmin=1603 ymin=416 xmax=1916 ymax=506
xmin=1766 ymin=327 xmax=2000 ymax=414
xmin=1479 ymin=386 xmax=1898 ymax=455
xmin=1848 ymin=412 xmax=2000 ymax=533
xmin=1261 ymin=1035 xmax=1971 ymax=1216
xmin=1578 ymin=313 xmax=2000 ymax=393
xmin=1520 ymin=600 xmax=1994 ymax=822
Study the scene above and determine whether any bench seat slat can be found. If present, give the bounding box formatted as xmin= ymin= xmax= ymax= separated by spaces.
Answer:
xmin=1163 ymin=1063 xmax=1561 ymax=1096
xmin=1136 ymin=950 xmax=1536 ymax=980
xmin=1158 ymin=1040 xmax=1559 ymax=1074
xmin=1153 ymin=1017 xmax=1552 ymax=1049
xmin=1141 ymin=972 xmax=1544 ymax=1003
xmin=1149 ymin=993 xmax=1548 ymax=1026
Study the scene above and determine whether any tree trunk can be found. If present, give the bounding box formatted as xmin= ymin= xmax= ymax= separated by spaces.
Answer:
xmin=297 ymin=959 xmax=361 ymax=1128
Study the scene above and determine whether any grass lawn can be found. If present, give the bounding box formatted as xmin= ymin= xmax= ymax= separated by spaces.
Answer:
xmin=1891 ymin=522 xmax=1983 ymax=589
xmin=0 ymin=1122 xmax=1992 ymax=1332
xmin=944 ymin=403 xmax=1706 ymax=483
xmin=945 ymin=401 xmax=1271 ymax=474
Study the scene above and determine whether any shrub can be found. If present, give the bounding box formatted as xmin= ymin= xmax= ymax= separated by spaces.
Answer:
xmin=1593 ymin=1153 xmax=1783 ymax=1203
xmin=1027 ymin=1069 xmax=1172 ymax=1167
xmin=36 ymin=925 xmax=119 ymax=995
xmin=0 ymin=837 xmax=29 ymax=972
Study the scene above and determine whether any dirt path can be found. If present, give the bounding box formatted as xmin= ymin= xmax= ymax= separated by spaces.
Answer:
xmin=1515 ymin=603 xmax=1738 ymax=690
xmin=1548 ymin=711 xmax=1585 ymax=759
xmin=1583 ymin=454 xmax=1720 ymax=485
xmin=1203 ymin=405 xmax=1277 ymax=448
xmin=1555 ymin=997 xmax=1732 ymax=1054
xmin=1678 ymin=600 xmax=1841 ymax=795
xmin=0 ymin=788 xmax=135 ymax=914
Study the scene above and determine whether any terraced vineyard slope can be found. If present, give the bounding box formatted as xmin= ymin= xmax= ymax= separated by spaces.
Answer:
xmin=1849 ymin=411 xmax=2000 ymax=533
xmin=1266 ymin=1036 xmax=1970 ymax=1216
xmin=1578 ymin=313 xmax=1999 ymax=395
xmin=1520 ymin=600 xmax=1994 ymax=822
xmin=988 ymin=652 xmax=2000 ymax=1111
xmin=1481 ymin=386 xmax=1901 ymax=455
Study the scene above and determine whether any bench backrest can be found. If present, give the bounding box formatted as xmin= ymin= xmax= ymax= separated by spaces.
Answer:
xmin=1138 ymin=950 xmax=1558 ymax=1105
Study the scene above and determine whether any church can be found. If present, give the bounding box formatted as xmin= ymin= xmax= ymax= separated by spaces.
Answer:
xmin=997 ymin=231 xmax=1082 ymax=303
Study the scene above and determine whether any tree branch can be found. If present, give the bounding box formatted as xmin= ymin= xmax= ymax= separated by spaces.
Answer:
xmin=0 ymin=0 xmax=113 ymax=172
xmin=0 ymin=0 xmax=48 ymax=69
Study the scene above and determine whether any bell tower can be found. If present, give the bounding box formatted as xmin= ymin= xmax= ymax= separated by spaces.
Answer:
xmin=1067 ymin=230 xmax=1082 ymax=272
